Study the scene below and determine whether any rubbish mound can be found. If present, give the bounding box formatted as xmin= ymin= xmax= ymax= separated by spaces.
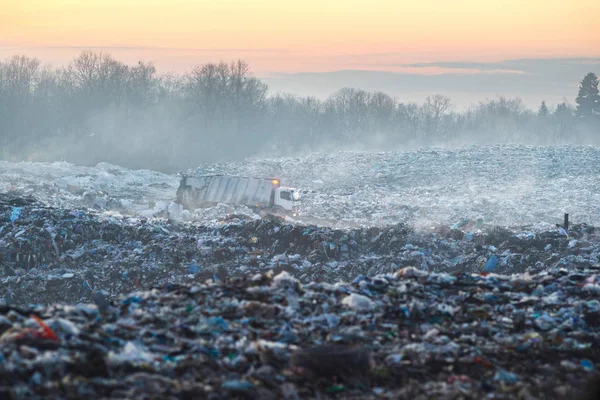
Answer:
xmin=0 ymin=268 xmax=599 ymax=399
xmin=1 ymin=191 xmax=600 ymax=398
xmin=3 ymin=145 xmax=600 ymax=228
xmin=2 ymin=193 xmax=600 ymax=308
xmin=189 ymin=145 xmax=600 ymax=228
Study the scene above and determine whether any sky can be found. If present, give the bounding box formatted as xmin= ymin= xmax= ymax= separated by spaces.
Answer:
xmin=1 ymin=0 xmax=599 ymax=107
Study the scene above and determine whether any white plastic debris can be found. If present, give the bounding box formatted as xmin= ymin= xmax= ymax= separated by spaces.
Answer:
xmin=272 ymin=271 xmax=300 ymax=288
xmin=108 ymin=341 xmax=156 ymax=364
xmin=49 ymin=318 xmax=81 ymax=336
xmin=342 ymin=293 xmax=375 ymax=311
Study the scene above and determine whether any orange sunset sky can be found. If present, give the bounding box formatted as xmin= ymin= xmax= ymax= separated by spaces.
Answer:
xmin=1 ymin=0 xmax=599 ymax=75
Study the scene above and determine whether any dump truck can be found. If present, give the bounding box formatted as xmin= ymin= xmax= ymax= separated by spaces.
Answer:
xmin=176 ymin=175 xmax=301 ymax=217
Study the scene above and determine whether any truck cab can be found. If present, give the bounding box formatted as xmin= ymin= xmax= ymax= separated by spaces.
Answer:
xmin=274 ymin=187 xmax=301 ymax=217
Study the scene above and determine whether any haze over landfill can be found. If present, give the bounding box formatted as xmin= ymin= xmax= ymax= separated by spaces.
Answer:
xmin=1 ymin=1 xmax=600 ymax=399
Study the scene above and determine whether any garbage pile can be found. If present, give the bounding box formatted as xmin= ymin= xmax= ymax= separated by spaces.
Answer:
xmin=3 ymin=145 xmax=600 ymax=228
xmin=2 ymin=193 xmax=600 ymax=309
xmin=0 ymin=160 xmax=178 ymax=215
xmin=0 ymin=266 xmax=599 ymax=399
xmin=190 ymin=145 xmax=600 ymax=228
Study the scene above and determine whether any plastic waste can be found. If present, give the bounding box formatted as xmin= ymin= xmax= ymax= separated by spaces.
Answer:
xmin=222 ymin=380 xmax=255 ymax=392
xmin=92 ymin=291 xmax=111 ymax=313
xmin=581 ymin=359 xmax=595 ymax=372
xmin=108 ymin=341 xmax=155 ymax=364
xmin=342 ymin=293 xmax=375 ymax=311
xmin=534 ymin=313 xmax=556 ymax=331
xmin=483 ymin=255 xmax=498 ymax=273
xmin=0 ymin=186 xmax=600 ymax=398
xmin=10 ymin=207 xmax=22 ymax=223
xmin=493 ymin=369 xmax=519 ymax=384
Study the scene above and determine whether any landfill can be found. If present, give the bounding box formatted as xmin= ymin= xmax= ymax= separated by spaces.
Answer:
xmin=2 ymin=145 xmax=600 ymax=228
xmin=1 ymin=145 xmax=600 ymax=398
xmin=1 ymin=196 xmax=600 ymax=398
xmin=3 ymin=192 xmax=600 ymax=306
xmin=0 ymin=252 xmax=599 ymax=398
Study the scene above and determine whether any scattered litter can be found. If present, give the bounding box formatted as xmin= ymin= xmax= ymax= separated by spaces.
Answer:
xmin=342 ymin=293 xmax=375 ymax=311
xmin=1 ymin=146 xmax=600 ymax=398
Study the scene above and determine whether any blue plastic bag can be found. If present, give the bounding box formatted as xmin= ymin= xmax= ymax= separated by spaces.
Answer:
xmin=10 ymin=207 xmax=22 ymax=223
xmin=483 ymin=255 xmax=498 ymax=273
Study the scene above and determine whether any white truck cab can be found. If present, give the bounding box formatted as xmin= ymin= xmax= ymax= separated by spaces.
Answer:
xmin=274 ymin=187 xmax=301 ymax=217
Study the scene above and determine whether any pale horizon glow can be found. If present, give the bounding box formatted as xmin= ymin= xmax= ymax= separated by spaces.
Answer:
xmin=1 ymin=0 xmax=599 ymax=74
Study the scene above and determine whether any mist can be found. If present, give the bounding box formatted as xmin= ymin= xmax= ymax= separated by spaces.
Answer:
xmin=0 ymin=51 xmax=599 ymax=173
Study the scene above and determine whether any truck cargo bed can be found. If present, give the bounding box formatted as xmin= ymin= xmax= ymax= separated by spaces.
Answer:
xmin=177 ymin=175 xmax=277 ymax=209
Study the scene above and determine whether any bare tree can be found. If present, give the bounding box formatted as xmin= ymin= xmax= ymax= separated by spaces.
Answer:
xmin=0 ymin=56 xmax=41 ymax=147
xmin=368 ymin=92 xmax=396 ymax=136
xmin=421 ymin=94 xmax=451 ymax=140
xmin=0 ymin=52 xmax=591 ymax=170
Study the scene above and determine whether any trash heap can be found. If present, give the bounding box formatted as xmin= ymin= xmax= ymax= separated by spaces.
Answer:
xmin=2 ymin=193 xmax=600 ymax=307
xmin=189 ymin=145 xmax=600 ymax=228
xmin=3 ymin=145 xmax=600 ymax=229
xmin=0 ymin=267 xmax=599 ymax=399
xmin=0 ymin=160 xmax=178 ymax=216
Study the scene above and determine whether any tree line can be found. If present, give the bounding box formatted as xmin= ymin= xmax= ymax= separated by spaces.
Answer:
xmin=1 ymin=52 xmax=599 ymax=172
